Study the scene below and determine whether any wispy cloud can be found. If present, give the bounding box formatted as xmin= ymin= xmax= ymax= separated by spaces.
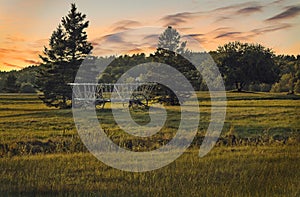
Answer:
xmin=182 ymin=33 xmax=205 ymax=42
xmin=101 ymin=34 xmax=124 ymax=43
xmin=28 ymin=39 xmax=48 ymax=48
xmin=212 ymin=2 xmax=258 ymax=13
xmin=184 ymin=33 xmax=204 ymax=37
xmin=143 ymin=34 xmax=160 ymax=44
xmin=215 ymin=31 xmax=242 ymax=39
xmin=207 ymin=27 xmax=232 ymax=37
xmin=144 ymin=34 xmax=159 ymax=40
xmin=92 ymin=33 xmax=125 ymax=46
xmin=160 ymin=12 xmax=197 ymax=26
xmin=160 ymin=2 xmax=264 ymax=26
xmin=251 ymin=23 xmax=292 ymax=35
xmin=91 ymin=31 xmax=145 ymax=56
xmin=266 ymin=5 xmax=300 ymax=21
xmin=5 ymin=35 xmax=26 ymax=42
xmin=92 ymin=47 xmax=115 ymax=56
xmin=212 ymin=23 xmax=292 ymax=40
xmin=23 ymin=59 xmax=40 ymax=65
xmin=0 ymin=48 xmax=20 ymax=54
xmin=110 ymin=20 xmax=141 ymax=32
xmin=236 ymin=6 xmax=263 ymax=14
xmin=3 ymin=62 xmax=24 ymax=69
xmin=269 ymin=0 xmax=287 ymax=6
xmin=0 ymin=47 xmax=39 ymax=56
xmin=213 ymin=16 xmax=232 ymax=23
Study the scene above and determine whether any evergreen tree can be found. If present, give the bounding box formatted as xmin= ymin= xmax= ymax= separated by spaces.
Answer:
xmin=154 ymin=27 xmax=200 ymax=105
xmin=36 ymin=4 xmax=93 ymax=108
xmin=158 ymin=26 xmax=188 ymax=54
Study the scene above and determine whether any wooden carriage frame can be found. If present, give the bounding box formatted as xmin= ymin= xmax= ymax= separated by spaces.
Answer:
xmin=69 ymin=82 xmax=156 ymax=109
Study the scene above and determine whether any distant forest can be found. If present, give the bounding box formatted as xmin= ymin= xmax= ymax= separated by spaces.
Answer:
xmin=0 ymin=48 xmax=299 ymax=94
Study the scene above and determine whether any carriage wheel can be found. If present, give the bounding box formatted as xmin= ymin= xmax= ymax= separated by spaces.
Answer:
xmin=72 ymin=99 xmax=96 ymax=109
xmin=72 ymin=99 xmax=83 ymax=108
xmin=95 ymin=99 xmax=106 ymax=109
xmin=72 ymin=99 xmax=78 ymax=108
xmin=82 ymin=100 xmax=95 ymax=109
xmin=129 ymin=94 xmax=148 ymax=110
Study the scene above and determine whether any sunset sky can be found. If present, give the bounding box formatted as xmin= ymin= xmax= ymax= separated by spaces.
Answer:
xmin=0 ymin=0 xmax=300 ymax=71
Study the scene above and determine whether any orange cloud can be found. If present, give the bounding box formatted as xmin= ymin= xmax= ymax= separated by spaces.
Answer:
xmin=5 ymin=35 xmax=26 ymax=42
xmin=2 ymin=62 xmax=24 ymax=69
xmin=23 ymin=59 xmax=40 ymax=65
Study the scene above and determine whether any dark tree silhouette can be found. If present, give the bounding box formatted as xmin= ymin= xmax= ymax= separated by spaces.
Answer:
xmin=154 ymin=27 xmax=200 ymax=104
xmin=3 ymin=73 xmax=19 ymax=93
xmin=149 ymin=48 xmax=201 ymax=105
xmin=36 ymin=4 xmax=93 ymax=108
xmin=215 ymin=42 xmax=279 ymax=92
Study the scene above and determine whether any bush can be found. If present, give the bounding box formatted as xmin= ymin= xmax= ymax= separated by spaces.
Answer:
xmin=248 ymin=83 xmax=271 ymax=92
xmin=295 ymin=80 xmax=300 ymax=93
xmin=20 ymin=83 xmax=36 ymax=93
xmin=248 ymin=83 xmax=260 ymax=92
xmin=271 ymin=73 xmax=293 ymax=92
xmin=271 ymin=83 xmax=280 ymax=93
xmin=260 ymin=83 xmax=271 ymax=92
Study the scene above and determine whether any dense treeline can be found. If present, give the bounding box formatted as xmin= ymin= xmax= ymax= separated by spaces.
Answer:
xmin=0 ymin=66 xmax=38 ymax=93
xmin=1 ymin=48 xmax=299 ymax=94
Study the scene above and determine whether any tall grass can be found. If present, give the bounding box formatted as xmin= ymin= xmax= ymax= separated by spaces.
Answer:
xmin=0 ymin=146 xmax=299 ymax=196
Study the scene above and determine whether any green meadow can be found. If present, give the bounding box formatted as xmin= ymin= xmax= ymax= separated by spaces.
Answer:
xmin=0 ymin=93 xmax=299 ymax=196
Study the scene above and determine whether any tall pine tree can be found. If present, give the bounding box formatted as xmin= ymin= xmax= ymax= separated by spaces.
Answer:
xmin=153 ymin=27 xmax=200 ymax=105
xmin=157 ymin=26 xmax=187 ymax=54
xmin=36 ymin=4 xmax=93 ymax=108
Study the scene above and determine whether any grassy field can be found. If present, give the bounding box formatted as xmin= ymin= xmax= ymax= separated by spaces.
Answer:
xmin=0 ymin=93 xmax=299 ymax=196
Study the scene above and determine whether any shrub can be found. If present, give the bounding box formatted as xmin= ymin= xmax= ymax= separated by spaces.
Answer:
xmin=270 ymin=82 xmax=280 ymax=92
xmin=260 ymin=83 xmax=271 ymax=92
xmin=271 ymin=73 xmax=293 ymax=92
xmin=295 ymin=80 xmax=300 ymax=93
xmin=249 ymin=83 xmax=260 ymax=92
xmin=20 ymin=83 xmax=36 ymax=93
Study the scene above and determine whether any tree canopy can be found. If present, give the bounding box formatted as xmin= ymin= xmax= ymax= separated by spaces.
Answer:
xmin=214 ymin=42 xmax=279 ymax=92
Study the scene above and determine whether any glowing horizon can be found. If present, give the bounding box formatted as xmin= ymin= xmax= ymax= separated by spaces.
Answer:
xmin=0 ymin=0 xmax=300 ymax=71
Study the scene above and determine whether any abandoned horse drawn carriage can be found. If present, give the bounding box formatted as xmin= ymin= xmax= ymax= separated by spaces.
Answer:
xmin=69 ymin=82 xmax=156 ymax=109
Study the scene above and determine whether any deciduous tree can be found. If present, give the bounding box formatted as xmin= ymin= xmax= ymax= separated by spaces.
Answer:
xmin=216 ymin=42 xmax=278 ymax=92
